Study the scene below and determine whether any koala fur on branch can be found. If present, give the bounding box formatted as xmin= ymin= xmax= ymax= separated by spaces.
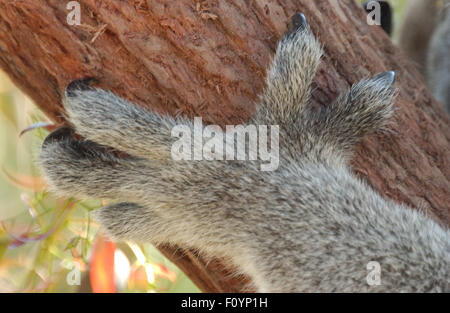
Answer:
xmin=40 ymin=13 xmax=450 ymax=292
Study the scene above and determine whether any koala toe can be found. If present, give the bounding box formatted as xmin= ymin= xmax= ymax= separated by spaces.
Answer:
xmin=42 ymin=126 xmax=117 ymax=161
xmin=94 ymin=202 xmax=177 ymax=244
xmin=40 ymin=127 xmax=141 ymax=199
xmin=94 ymin=202 xmax=147 ymax=241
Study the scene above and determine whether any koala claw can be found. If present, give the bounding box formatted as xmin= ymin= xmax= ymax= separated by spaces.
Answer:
xmin=288 ymin=12 xmax=307 ymax=34
xmin=373 ymin=70 xmax=396 ymax=85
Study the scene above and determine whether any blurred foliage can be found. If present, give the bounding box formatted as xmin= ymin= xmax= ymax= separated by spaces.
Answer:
xmin=0 ymin=71 xmax=199 ymax=292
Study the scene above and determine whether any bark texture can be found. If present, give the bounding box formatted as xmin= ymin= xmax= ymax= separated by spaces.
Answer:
xmin=0 ymin=0 xmax=448 ymax=292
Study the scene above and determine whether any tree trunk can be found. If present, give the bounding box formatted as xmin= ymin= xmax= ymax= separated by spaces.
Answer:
xmin=0 ymin=0 xmax=448 ymax=293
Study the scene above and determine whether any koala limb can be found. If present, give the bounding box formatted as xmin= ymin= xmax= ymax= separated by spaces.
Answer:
xmin=40 ymin=13 xmax=450 ymax=292
xmin=64 ymin=79 xmax=187 ymax=161
xmin=40 ymin=126 xmax=153 ymax=199
xmin=304 ymin=71 xmax=396 ymax=161
xmin=256 ymin=13 xmax=323 ymax=126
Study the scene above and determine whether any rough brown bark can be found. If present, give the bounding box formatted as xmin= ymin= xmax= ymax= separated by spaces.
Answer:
xmin=0 ymin=0 xmax=448 ymax=293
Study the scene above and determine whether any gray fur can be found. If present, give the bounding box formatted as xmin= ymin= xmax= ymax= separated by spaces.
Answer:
xmin=426 ymin=3 xmax=450 ymax=112
xmin=40 ymin=15 xmax=449 ymax=292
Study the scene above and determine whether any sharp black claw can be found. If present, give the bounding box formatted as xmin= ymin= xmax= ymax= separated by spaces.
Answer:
xmin=66 ymin=78 xmax=97 ymax=97
xmin=42 ymin=126 xmax=75 ymax=147
xmin=373 ymin=71 xmax=396 ymax=85
xmin=287 ymin=13 xmax=308 ymax=34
